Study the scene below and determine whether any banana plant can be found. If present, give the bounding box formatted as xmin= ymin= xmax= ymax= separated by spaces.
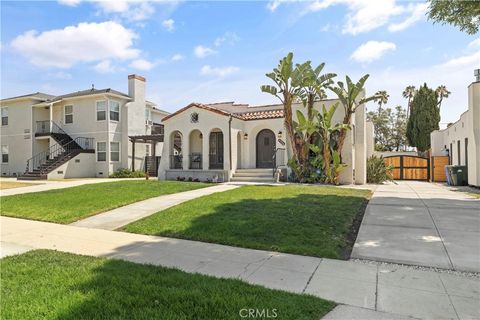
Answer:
xmin=316 ymin=102 xmax=350 ymax=184
xmin=329 ymin=75 xmax=383 ymax=156
xmin=261 ymin=53 xmax=304 ymax=164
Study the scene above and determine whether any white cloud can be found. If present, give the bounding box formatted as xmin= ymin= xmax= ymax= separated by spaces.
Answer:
xmin=388 ymin=3 xmax=428 ymax=32
xmin=351 ymin=41 xmax=396 ymax=63
xmin=271 ymin=0 xmax=426 ymax=34
xmin=57 ymin=0 xmax=177 ymax=22
xmin=320 ymin=24 xmax=331 ymax=32
xmin=200 ymin=65 xmax=239 ymax=77
xmin=171 ymin=54 xmax=184 ymax=61
xmin=214 ymin=32 xmax=239 ymax=47
xmin=48 ymin=71 xmax=73 ymax=79
xmin=194 ymin=45 xmax=217 ymax=58
xmin=129 ymin=59 xmax=155 ymax=71
xmin=441 ymin=51 xmax=480 ymax=68
xmin=58 ymin=0 xmax=82 ymax=6
xmin=11 ymin=21 xmax=139 ymax=68
xmin=162 ymin=19 xmax=175 ymax=31
xmin=94 ymin=60 xmax=116 ymax=73
xmin=468 ymin=38 xmax=480 ymax=49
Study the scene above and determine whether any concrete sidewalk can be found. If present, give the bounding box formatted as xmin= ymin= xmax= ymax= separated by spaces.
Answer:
xmin=70 ymin=184 xmax=239 ymax=230
xmin=0 ymin=178 xmax=144 ymax=197
xmin=2 ymin=216 xmax=478 ymax=320
xmin=352 ymin=181 xmax=480 ymax=272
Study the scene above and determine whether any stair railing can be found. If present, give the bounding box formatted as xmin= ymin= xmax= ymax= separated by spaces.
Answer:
xmin=25 ymin=137 xmax=94 ymax=174
xmin=36 ymin=120 xmax=69 ymax=136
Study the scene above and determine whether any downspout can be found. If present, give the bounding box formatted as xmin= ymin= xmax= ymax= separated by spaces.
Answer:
xmin=228 ymin=115 xmax=232 ymax=171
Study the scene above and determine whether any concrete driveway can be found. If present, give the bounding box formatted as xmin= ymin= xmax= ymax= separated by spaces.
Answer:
xmin=352 ymin=181 xmax=480 ymax=272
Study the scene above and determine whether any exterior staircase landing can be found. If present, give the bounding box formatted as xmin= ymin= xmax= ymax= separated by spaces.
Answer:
xmin=230 ymin=169 xmax=276 ymax=183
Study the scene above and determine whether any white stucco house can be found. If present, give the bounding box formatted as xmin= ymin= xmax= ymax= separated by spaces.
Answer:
xmin=158 ymin=97 xmax=375 ymax=184
xmin=431 ymin=77 xmax=480 ymax=187
xmin=0 ymin=75 xmax=168 ymax=179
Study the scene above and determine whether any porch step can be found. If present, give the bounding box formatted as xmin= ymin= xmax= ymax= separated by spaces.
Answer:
xmin=231 ymin=169 xmax=275 ymax=183
xmin=17 ymin=174 xmax=47 ymax=180
xmin=230 ymin=176 xmax=275 ymax=183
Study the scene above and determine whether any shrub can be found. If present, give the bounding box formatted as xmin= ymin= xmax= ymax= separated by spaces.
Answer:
xmin=367 ymin=155 xmax=393 ymax=184
xmin=110 ymin=168 xmax=146 ymax=178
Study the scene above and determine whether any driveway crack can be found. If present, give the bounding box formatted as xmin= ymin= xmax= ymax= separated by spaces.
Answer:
xmin=302 ymin=259 xmax=322 ymax=293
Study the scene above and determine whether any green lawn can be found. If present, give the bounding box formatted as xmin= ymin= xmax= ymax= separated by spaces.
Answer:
xmin=0 ymin=180 xmax=209 ymax=224
xmin=1 ymin=250 xmax=335 ymax=320
xmin=123 ymin=185 xmax=370 ymax=259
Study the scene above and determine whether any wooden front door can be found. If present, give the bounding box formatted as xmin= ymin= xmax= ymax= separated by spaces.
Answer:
xmin=256 ymin=129 xmax=276 ymax=168
xmin=209 ymin=131 xmax=224 ymax=169
xmin=384 ymin=155 xmax=430 ymax=181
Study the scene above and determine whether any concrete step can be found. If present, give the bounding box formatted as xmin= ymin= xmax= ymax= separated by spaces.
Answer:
xmin=232 ymin=172 xmax=272 ymax=178
xmin=234 ymin=169 xmax=273 ymax=174
xmin=230 ymin=176 xmax=275 ymax=182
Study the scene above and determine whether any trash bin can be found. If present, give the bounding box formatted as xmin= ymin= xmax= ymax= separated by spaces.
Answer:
xmin=450 ymin=165 xmax=468 ymax=186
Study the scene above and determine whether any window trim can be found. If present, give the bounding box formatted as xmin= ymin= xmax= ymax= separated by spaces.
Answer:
xmin=110 ymin=141 xmax=120 ymax=162
xmin=64 ymin=105 xmax=73 ymax=125
xmin=1 ymin=107 xmax=8 ymax=126
xmin=1 ymin=145 xmax=8 ymax=163
xmin=96 ymin=100 xmax=107 ymax=122
xmin=96 ymin=141 xmax=107 ymax=162
xmin=109 ymin=100 xmax=120 ymax=123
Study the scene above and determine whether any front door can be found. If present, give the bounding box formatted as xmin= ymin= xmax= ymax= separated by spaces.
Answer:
xmin=209 ymin=131 xmax=224 ymax=169
xmin=256 ymin=129 xmax=275 ymax=168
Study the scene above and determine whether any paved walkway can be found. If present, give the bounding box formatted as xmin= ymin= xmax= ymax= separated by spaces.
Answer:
xmin=352 ymin=181 xmax=480 ymax=272
xmin=2 ymin=216 xmax=478 ymax=320
xmin=0 ymin=178 xmax=144 ymax=197
xmin=70 ymin=184 xmax=239 ymax=230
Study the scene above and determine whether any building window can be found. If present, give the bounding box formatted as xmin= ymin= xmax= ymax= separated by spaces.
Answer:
xmin=110 ymin=142 xmax=120 ymax=161
xmin=64 ymin=105 xmax=73 ymax=124
xmin=109 ymin=101 xmax=120 ymax=122
xmin=96 ymin=101 xmax=107 ymax=121
xmin=97 ymin=142 xmax=106 ymax=162
xmin=146 ymin=144 xmax=150 ymax=156
xmin=145 ymin=108 xmax=152 ymax=122
xmin=1 ymin=107 xmax=8 ymax=126
xmin=1 ymin=145 xmax=8 ymax=163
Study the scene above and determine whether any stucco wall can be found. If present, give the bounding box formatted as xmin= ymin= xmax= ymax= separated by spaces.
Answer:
xmin=159 ymin=97 xmax=370 ymax=184
xmin=431 ymin=81 xmax=479 ymax=186
xmin=0 ymin=99 xmax=34 ymax=176
xmin=47 ymin=152 xmax=96 ymax=179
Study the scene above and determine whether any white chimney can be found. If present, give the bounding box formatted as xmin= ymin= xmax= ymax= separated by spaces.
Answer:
xmin=128 ymin=74 xmax=146 ymax=102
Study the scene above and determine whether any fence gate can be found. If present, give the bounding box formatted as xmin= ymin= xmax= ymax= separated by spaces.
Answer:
xmin=384 ymin=155 xmax=430 ymax=181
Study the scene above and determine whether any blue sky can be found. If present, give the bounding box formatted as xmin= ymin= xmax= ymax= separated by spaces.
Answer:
xmin=1 ymin=0 xmax=478 ymax=125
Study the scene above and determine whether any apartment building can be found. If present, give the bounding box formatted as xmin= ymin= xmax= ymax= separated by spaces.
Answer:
xmin=0 ymin=75 xmax=168 ymax=179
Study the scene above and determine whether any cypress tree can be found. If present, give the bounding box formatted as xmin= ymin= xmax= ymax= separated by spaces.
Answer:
xmin=406 ymin=83 xmax=440 ymax=152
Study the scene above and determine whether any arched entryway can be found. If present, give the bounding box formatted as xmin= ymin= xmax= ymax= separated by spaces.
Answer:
xmin=189 ymin=129 xmax=203 ymax=169
xmin=170 ymin=131 xmax=183 ymax=169
xmin=209 ymin=129 xmax=224 ymax=169
xmin=256 ymin=129 xmax=276 ymax=168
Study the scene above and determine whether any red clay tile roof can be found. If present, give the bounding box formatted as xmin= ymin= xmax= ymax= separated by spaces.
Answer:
xmin=237 ymin=109 xmax=284 ymax=120
xmin=162 ymin=102 xmax=287 ymax=122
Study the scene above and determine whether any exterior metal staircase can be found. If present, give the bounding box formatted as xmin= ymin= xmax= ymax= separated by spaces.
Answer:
xmin=18 ymin=121 xmax=94 ymax=180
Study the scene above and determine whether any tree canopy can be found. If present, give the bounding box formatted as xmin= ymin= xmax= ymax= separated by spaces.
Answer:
xmin=406 ymin=84 xmax=440 ymax=152
xmin=427 ymin=0 xmax=480 ymax=35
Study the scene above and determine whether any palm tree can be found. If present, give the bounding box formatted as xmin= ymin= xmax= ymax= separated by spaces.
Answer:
xmin=329 ymin=75 xmax=381 ymax=154
xmin=436 ymin=85 xmax=451 ymax=112
xmin=374 ymin=90 xmax=389 ymax=115
xmin=402 ymin=85 xmax=416 ymax=118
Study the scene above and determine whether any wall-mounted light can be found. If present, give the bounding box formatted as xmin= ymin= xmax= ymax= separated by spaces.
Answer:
xmin=199 ymin=133 xmax=203 ymax=139
xmin=278 ymin=131 xmax=283 ymax=139
xmin=244 ymin=133 xmax=248 ymax=140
